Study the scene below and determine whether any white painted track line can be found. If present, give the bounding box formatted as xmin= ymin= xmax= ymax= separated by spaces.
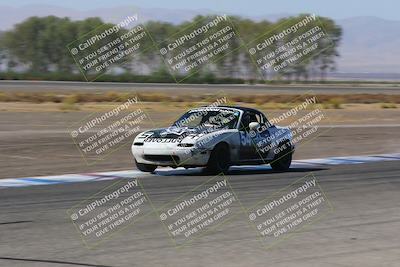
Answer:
xmin=0 ymin=153 xmax=399 ymax=188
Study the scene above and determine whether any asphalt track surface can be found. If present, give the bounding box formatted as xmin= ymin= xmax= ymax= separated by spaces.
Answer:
xmin=1 ymin=80 xmax=400 ymax=94
xmin=1 ymin=160 xmax=400 ymax=267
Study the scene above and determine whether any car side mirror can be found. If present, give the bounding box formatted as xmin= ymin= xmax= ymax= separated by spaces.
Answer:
xmin=249 ymin=122 xmax=260 ymax=131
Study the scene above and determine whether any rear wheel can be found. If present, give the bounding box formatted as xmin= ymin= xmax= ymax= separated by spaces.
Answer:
xmin=135 ymin=159 xmax=157 ymax=172
xmin=206 ymin=143 xmax=230 ymax=174
xmin=270 ymin=141 xmax=292 ymax=171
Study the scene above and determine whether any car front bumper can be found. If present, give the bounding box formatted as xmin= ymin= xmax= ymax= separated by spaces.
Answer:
xmin=132 ymin=142 xmax=211 ymax=167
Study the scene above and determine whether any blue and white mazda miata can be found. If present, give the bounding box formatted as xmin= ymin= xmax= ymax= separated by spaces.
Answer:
xmin=132 ymin=106 xmax=294 ymax=173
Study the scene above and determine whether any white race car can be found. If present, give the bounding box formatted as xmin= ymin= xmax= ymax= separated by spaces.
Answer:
xmin=132 ymin=106 xmax=294 ymax=173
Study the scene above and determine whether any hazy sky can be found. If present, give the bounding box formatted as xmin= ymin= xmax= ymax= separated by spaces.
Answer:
xmin=0 ymin=0 xmax=398 ymax=20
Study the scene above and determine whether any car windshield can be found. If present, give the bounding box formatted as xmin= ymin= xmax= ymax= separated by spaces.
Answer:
xmin=172 ymin=108 xmax=240 ymax=130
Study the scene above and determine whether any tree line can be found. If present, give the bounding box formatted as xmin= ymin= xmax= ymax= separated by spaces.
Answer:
xmin=0 ymin=14 xmax=342 ymax=83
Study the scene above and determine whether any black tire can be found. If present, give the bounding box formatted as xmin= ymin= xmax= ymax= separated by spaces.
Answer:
xmin=206 ymin=143 xmax=230 ymax=174
xmin=270 ymin=141 xmax=293 ymax=171
xmin=135 ymin=159 xmax=157 ymax=172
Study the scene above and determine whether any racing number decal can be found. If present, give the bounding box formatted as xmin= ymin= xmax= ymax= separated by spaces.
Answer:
xmin=240 ymin=128 xmax=272 ymax=160
xmin=240 ymin=131 xmax=253 ymax=146
xmin=239 ymin=131 xmax=257 ymax=160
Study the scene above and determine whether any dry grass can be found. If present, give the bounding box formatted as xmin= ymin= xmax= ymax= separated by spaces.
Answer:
xmin=380 ymin=103 xmax=397 ymax=109
xmin=1 ymin=91 xmax=400 ymax=107
xmin=59 ymin=95 xmax=80 ymax=111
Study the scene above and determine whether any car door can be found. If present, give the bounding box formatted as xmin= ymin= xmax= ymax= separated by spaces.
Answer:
xmin=239 ymin=111 xmax=261 ymax=160
xmin=250 ymin=112 xmax=274 ymax=161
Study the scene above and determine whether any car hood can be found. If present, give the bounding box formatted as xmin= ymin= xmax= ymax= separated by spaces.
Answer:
xmin=144 ymin=126 xmax=221 ymax=140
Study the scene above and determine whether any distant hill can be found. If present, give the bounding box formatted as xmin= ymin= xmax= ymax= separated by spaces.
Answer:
xmin=335 ymin=16 xmax=400 ymax=73
xmin=0 ymin=5 xmax=209 ymax=27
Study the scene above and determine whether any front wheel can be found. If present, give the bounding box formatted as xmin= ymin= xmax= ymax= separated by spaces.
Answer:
xmin=270 ymin=141 xmax=293 ymax=171
xmin=206 ymin=143 xmax=230 ymax=174
xmin=135 ymin=159 xmax=157 ymax=172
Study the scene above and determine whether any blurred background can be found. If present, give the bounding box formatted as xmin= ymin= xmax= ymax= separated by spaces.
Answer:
xmin=0 ymin=0 xmax=399 ymax=82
